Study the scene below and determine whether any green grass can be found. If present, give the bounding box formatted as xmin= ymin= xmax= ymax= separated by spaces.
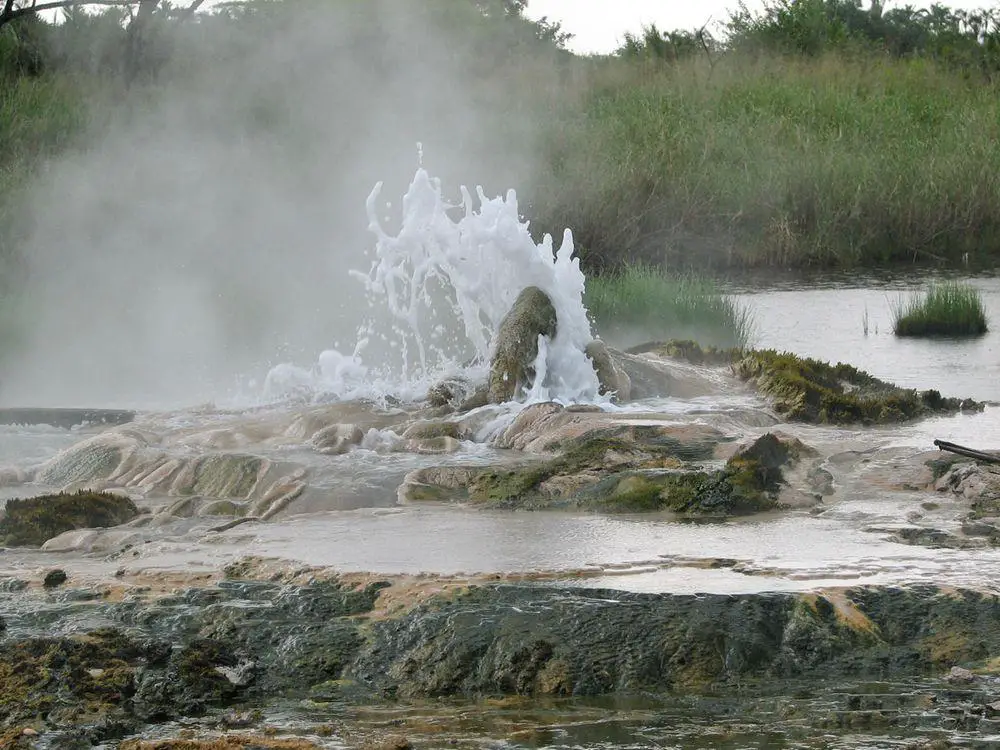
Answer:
xmin=584 ymin=265 xmax=755 ymax=349
xmin=528 ymin=53 xmax=1000 ymax=270
xmin=892 ymin=281 xmax=989 ymax=337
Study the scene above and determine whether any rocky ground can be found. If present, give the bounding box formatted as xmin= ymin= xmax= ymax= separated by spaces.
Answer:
xmin=0 ymin=288 xmax=998 ymax=747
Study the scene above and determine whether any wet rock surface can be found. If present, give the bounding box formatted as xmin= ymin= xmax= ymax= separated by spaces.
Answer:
xmin=403 ymin=425 xmax=821 ymax=516
xmin=1 ymin=571 xmax=1000 ymax=745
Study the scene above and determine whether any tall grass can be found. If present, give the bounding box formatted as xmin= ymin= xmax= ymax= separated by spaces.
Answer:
xmin=892 ymin=282 xmax=989 ymax=337
xmin=528 ymin=53 xmax=1000 ymax=270
xmin=584 ymin=265 xmax=755 ymax=349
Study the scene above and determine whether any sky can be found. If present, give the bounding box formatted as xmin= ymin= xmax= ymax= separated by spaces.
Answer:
xmin=524 ymin=0 xmax=997 ymax=54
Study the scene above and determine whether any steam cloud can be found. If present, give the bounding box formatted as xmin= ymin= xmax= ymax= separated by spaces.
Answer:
xmin=2 ymin=2 xmax=547 ymax=408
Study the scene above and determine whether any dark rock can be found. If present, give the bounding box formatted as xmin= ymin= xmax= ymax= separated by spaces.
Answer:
xmin=0 ymin=491 xmax=139 ymax=547
xmin=42 ymin=570 xmax=67 ymax=588
xmin=488 ymin=286 xmax=557 ymax=403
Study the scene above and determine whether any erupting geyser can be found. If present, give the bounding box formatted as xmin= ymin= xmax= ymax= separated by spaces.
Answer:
xmin=264 ymin=168 xmax=602 ymax=405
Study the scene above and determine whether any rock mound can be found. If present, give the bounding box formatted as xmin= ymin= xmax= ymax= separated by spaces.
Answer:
xmin=0 ymin=490 xmax=139 ymax=547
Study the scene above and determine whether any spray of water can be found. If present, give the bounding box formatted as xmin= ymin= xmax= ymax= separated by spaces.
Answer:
xmin=263 ymin=168 xmax=601 ymax=405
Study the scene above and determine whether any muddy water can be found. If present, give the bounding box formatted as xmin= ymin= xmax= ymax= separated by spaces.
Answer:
xmin=732 ymin=275 xmax=1000 ymax=404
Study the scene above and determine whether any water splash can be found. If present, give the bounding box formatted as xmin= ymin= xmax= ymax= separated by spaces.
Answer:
xmin=263 ymin=168 xmax=600 ymax=405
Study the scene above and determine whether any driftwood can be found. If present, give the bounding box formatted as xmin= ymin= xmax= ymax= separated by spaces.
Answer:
xmin=933 ymin=439 xmax=1000 ymax=465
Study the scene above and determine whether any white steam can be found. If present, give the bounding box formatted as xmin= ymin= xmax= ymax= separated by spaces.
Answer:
xmin=0 ymin=4 xmax=550 ymax=409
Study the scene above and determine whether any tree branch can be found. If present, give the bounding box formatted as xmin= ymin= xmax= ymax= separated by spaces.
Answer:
xmin=175 ymin=0 xmax=206 ymax=23
xmin=2 ymin=0 xmax=141 ymax=27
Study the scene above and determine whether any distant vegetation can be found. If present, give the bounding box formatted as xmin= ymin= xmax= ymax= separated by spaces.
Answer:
xmin=584 ymin=266 xmax=755 ymax=349
xmin=0 ymin=0 xmax=999 ymax=304
xmin=892 ymin=282 xmax=989 ymax=337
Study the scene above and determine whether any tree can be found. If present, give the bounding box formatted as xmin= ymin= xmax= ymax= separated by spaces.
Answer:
xmin=0 ymin=1 xmax=206 ymax=34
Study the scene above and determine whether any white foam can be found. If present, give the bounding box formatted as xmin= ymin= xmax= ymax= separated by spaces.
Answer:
xmin=263 ymin=168 xmax=601 ymax=405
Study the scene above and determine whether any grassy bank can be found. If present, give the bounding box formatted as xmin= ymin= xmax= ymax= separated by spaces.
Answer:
xmin=585 ymin=266 xmax=754 ymax=349
xmin=529 ymin=53 xmax=1000 ymax=271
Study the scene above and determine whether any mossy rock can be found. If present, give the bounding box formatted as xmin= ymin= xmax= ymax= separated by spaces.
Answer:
xmin=584 ymin=340 xmax=631 ymax=401
xmin=651 ymin=341 xmax=980 ymax=424
xmin=575 ymin=463 xmax=778 ymax=516
xmin=464 ymin=433 xmax=783 ymax=515
xmin=488 ymin=286 xmax=557 ymax=403
xmin=0 ymin=628 xmax=147 ymax=729
xmin=734 ymin=349 xmax=979 ymax=424
xmin=0 ymin=491 xmax=139 ymax=547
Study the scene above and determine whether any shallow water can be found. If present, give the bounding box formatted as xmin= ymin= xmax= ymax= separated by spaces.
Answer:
xmin=733 ymin=275 xmax=1000 ymax=404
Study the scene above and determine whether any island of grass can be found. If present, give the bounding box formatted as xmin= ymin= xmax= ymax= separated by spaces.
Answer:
xmin=892 ymin=282 xmax=989 ymax=337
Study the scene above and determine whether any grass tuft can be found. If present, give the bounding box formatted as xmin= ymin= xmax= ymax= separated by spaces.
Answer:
xmin=892 ymin=282 xmax=989 ymax=337
xmin=584 ymin=264 xmax=755 ymax=350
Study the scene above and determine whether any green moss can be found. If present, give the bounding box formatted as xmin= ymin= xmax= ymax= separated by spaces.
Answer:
xmin=0 ymin=490 xmax=139 ymax=547
xmin=488 ymin=286 xmax=558 ymax=403
xmin=467 ymin=434 xmax=714 ymax=509
xmin=732 ymin=349 xmax=979 ymax=424
xmin=574 ymin=433 xmax=799 ymax=515
xmin=0 ymin=628 xmax=144 ymax=729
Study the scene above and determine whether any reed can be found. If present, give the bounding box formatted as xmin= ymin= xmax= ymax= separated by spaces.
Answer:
xmin=584 ymin=265 xmax=755 ymax=349
xmin=892 ymin=281 xmax=989 ymax=337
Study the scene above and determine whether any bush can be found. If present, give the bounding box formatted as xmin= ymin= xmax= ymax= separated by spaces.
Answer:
xmin=583 ymin=265 xmax=754 ymax=349
xmin=892 ymin=281 xmax=989 ymax=337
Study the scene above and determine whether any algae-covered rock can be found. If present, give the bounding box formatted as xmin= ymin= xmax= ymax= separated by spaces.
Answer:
xmin=650 ymin=341 xmax=980 ymax=424
xmin=732 ymin=349 xmax=980 ymax=424
xmin=0 ymin=628 xmax=154 ymax=731
xmin=461 ymin=432 xmax=802 ymax=515
xmin=584 ymin=340 xmax=631 ymax=402
xmin=0 ymin=491 xmax=139 ymax=547
xmin=350 ymin=584 xmax=1000 ymax=699
xmin=488 ymin=286 xmax=557 ymax=403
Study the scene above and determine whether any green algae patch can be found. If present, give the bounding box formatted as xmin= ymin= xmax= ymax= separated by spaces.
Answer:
xmin=467 ymin=433 xmax=790 ymax=516
xmin=0 ymin=490 xmax=139 ymax=547
xmin=732 ymin=349 xmax=978 ymax=424
xmin=0 ymin=628 xmax=144 ymax=730
xmin=466 ymin=435 xmax=711 ymax=510
xmin=576 ymin=464 xmax=777 ymax=516
xmin=488 ymin=286 xmax=558 ymax=403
